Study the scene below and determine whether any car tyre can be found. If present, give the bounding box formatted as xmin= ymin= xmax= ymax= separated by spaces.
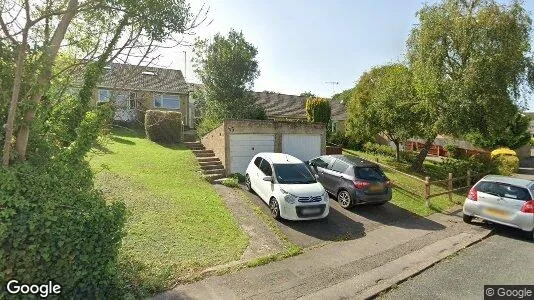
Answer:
xmin=269 ymin=198 xmax=281 ymax=220
xmin=245 ymin=174 xmax=253 ymax=192
xmin=462 ymin=214 xmax=473 ymax=224
xmin=523 ymin=229 xmax=534 ymax=241
xmin=337 ymin=190 xmax=352 ymax=209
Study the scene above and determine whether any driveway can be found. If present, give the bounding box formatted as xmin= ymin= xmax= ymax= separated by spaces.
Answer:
xmin=515 ymin=156 xmax=534 ymax=181
xmin=240 ymin=187 xmax=445 ymax=248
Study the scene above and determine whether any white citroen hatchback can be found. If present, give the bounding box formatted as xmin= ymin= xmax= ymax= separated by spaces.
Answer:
xmin=245 ymin=153 xmax=329 ymax=220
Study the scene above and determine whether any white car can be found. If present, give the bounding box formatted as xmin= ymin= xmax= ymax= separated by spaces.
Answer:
xmin=245 ymin=153 xmax=329 ymax=220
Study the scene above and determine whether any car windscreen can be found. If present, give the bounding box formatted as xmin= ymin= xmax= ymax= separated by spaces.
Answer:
xmin=355 ymin=167 xmax=387 ymax=182
xmin=274 ymin=163 xmax=317 ymax=184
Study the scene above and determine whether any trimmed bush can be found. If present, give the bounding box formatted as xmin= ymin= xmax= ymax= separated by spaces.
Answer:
xmin=493 ymin=155 xmax=519 ymax=176
xmin=145 ymin=110 xmax=182 ymax=143
xmin=0 ymin=159 xmax=126 ymax=297
xmin=221 ymin=177 xmax=240 ymax=188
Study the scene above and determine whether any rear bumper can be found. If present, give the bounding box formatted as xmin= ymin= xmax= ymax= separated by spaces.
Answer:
xmin=279 ymin=201 xmax=329 ymax=220
xmin=463 ymin=199 xmax=534 ymax=232
xmin=351 ymin=188 xmax=392 ymax=204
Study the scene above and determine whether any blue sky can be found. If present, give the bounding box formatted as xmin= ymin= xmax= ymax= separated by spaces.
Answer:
xmin=159 ymin=0 xmax=534 ymax=108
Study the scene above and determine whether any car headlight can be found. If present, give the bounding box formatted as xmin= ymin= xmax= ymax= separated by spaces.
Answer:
xmin=322 ymin=190 xmax=329 ymax=201
xmin=280 ymin=188 xmax=297 ymax=204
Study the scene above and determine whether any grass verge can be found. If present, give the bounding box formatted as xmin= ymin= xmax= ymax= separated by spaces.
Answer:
xmin=343 ymin=149 xmax=466 ymax=216
xmin=88 ymin=128 xmax=248 ymax=296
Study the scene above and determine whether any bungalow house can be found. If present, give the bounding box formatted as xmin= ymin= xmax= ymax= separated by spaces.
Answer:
xmin=92 ymin=63 xmax=191 ymax=126
xmin=405 ymin=136 xmax=490 ymax=158
xmin=91 ymin=63 xmax=348 ymax=132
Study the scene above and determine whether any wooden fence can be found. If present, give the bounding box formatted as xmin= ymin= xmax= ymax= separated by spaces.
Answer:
xmin=369 ymin=156 xmax=487 ymax=207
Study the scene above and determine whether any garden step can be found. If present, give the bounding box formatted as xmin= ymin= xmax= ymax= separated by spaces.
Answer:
xmin=189 ymin=146 xmax=205 ymax=150
xmin=200 ymin=164 xmax=224 ymax=171
xmin=202 ymin=168 xmax=226 ymax=175
xmin=203 ymin=173 xmax=225 ymax=182
xmin=197 ymin=157 xmax=220 ymax=163
xmin=193 ymin=149 xmax=214 ymax=155
xmin=199 ymin=160 xmax=222 ymax=166
xmin=195 ymin=152 xmax=216 ymax=158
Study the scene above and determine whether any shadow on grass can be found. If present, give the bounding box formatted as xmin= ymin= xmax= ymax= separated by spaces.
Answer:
xmin=111 ymin=135 xmax=136 ymax=145
xmin=118 ymin=255 xmax=173 ymax=298
xmin=93 ymin=143 xmax=114 ymax=154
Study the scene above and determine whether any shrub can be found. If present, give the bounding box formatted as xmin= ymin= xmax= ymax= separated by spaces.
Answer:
xmin=492 ymin=155 xmax=519 ymax=176
xmin=444 ymin=143 xmax=460 ymax=158
xmin=0 ymin=159 xmax=126 ymax=297
xmin=228 ymin=173 xmax=246 ymax=183
xmin=197 ymin=117 xmax=222 ymax=137
xmin=305 ymin=97 xmax=331 ymax=125
xmin=328 ymin=130 xmax=347 ymax=146
xmin=221 ymin=177 xmax=240 ymax=188
xmin=144 ymin=110 xmax=182 ymax=143
xmin=363 ymin=142 xmax=396 ymax=157
xmin=438 ymin=155 xmax=495 ymax=185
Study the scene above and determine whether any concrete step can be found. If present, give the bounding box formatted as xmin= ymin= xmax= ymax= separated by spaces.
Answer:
xmin=202 ymin=168 xmax=226 ymax=175
xmin=199 ymin=160 xmax=222 ymax=167
xmin=203 ymin=173 xmax=225 ymax=182
xmin=200 ymin=164 xmax=224 ymax=171
xmin=195 ymin=153 xmax=216 ymax=158
xmin=184 ymin=142 xmax=202 ymax=149
xmin=193 ymin=149 xmax=214 ymax=155
xmin=189 ymin=146 xmax=205 ymax=150
xmin=197 ymin=157 xmax=220 ymax=163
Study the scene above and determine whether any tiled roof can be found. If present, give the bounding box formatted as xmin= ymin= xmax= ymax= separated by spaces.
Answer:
xmin=253 ymin=91 xmax=347 ymax=121
xmin=98 ymin=63 xmax=188 ymax=94
xmin=408 ymin=136 xmax=488 ymax=152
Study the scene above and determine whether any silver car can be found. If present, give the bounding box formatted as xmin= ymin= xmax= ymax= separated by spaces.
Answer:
xmin=463 ymin=175 xmax=534 ymax=240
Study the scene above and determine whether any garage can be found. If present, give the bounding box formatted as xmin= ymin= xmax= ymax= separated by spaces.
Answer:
xmin=282 ymin=134 xmax=321 ymax=162
xmin=229 ymin=134 xmax=275 ymax=174
xmin=201 ymin=119 xmax=326 ymax=176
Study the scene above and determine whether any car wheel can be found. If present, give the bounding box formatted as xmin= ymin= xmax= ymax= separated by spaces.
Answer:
xmin=337 ymin=190 xmax=352 ymax=209
xmin=269 ymin=198 xmax=281 ymax=220
xmin=245 ymin=174 xmax=253 ymax=192
xmin=462 ymin=214 xmax=473 ymax=223
xmin=523 ymin=229 xmax=534 ymax=241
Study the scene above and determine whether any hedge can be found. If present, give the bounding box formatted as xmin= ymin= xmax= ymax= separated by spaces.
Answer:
xmin=144 ymin=110 xmax=182 ymax=144
xmin=492 ymin=155 xmax=519 ymax=176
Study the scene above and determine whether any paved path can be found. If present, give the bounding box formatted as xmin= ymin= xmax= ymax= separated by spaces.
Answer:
xmin=157 ymin=211 xmax=490 ymax=299
xmin=380 ymin=223 xmax=534 ymax=300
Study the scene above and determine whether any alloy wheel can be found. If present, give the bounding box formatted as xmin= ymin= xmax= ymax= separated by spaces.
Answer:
xmin=270 ymin=199 xmax=280 ymax=219
xmin=338 ymin=191 xmax=351 ymax=209
xmin=245 ymin=174 xmax=252 ymax=191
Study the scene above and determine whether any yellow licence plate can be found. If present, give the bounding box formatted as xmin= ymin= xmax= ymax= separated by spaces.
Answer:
xmin=484 ymin=208 xmax=510 ymax=219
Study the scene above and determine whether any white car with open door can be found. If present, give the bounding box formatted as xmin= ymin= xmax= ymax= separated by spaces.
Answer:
xmin=245 ymin=153 xmax=329 ymax=220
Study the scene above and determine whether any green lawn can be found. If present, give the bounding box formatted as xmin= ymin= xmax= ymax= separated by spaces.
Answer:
xmin=343 ymin=149 xmax=466 ymax=216
xmin=88 ymin=129 xmax=248 ymax=295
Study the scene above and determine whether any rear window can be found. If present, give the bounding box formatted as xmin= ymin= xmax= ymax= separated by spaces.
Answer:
xmin=356 ymin=167 xmax=387 ymax=182
xmin=477 ymin=181 xmax=531 ymax=201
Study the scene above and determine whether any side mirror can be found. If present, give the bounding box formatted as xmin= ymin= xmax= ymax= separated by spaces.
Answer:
xmin=263 ymin=176 xmax=272 ymax=182
xmin=314 ymin=174 xmax=319 ymax=179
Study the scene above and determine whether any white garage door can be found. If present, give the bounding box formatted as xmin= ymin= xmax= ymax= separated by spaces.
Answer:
xmin=282 ymin=134 xmax=321 ymax=162
xmin=229 ymin=134 xmax=275 ymax=174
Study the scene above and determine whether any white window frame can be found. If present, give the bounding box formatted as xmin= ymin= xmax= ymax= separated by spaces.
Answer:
xmin=154 ymin=94 xmax=181 ymax=110
xmin=98 ymin=89 xmax=111 ymax=102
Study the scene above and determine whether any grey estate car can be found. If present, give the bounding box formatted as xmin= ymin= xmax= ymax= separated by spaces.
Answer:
xmin=463 ymin=175 xmax=534 ymax=240
xmin=306 ymin=155 xmax=392 ymax=209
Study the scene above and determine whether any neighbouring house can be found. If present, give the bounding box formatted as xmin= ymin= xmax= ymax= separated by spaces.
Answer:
xmin=188 ymin=87 xmax=347 ymax=132
xmin=91 ymin=63 xmax=191 ymax=126
xmin=405 ymin=136 xmax=490 ymax=158
xmin=202 ymin=119 xmax=326 ymax=174
xmin=253 ymin=91 xmax=347 ymax=132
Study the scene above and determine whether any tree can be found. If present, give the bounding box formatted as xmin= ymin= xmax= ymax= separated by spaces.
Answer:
xmin=407 ymin=0 xmax=534 ymax=170
xmin=193 ymin=29 xmax=266 ymax=136
xmin=305 ymin=97 xmax=331 ymax=125
xmin=347 ymin=64 xmax=419 ymax=161
xmin=1 ymin=0 xmax=202 ymax=165
xmin=332 ymin=87 xmax=354 ymax=104
xmin=300 ymin=91 xmax=316 ymax=97
xmin=465 ymin=112 xmax=531 ymax=150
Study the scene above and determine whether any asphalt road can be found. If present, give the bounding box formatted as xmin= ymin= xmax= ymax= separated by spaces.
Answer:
xmin=380 ymin=223 xmax=534 ymax=300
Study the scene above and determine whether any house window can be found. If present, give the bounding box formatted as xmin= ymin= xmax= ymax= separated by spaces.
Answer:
xmin=98 ymin=89 xmax=111 ymax=102
xmin=154 ymin=94 xmax=180 ymax=110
